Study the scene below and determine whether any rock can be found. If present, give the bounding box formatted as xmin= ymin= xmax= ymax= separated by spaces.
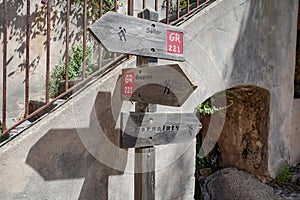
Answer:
xmin=200 ymin=168 xmax=212 ymax=177
xmin=201 ymin=168 xmax=283 ymax=200
xmin=200 ymin=87 xmax=271 ymax=179
xmin=291 ymin=174 xmax=300 ymax=184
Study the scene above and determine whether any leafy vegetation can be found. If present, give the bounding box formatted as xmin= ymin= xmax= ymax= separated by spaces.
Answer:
xmin=276 ymin=165 xmax=292 ymax=183
xmin=196 ymin=134 xmax=210 ymax=169
xmin=195 ymin=91 xmax=234 ymax=170
xmin=0 ymin=124 xmax=9 ymax=143
xmin=72 ymin=0 xmax=122 ymax=21
xmin=49 ymin=44 xmax=97 ymax=98
xmin=197 ymin=96 xmax=233 ymax=115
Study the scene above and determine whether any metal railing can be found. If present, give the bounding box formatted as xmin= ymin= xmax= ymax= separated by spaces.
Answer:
xmin=0 ymin=0 xmax=214 ymax=141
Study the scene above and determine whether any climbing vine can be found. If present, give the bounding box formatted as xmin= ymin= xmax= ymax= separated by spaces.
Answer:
xmin=197 ymin=96 xmax=234 ymax=115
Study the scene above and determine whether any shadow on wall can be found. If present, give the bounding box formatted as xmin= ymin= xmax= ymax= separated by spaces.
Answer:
xmin=25 ymin=91 xmax=128 ymax=199
xmin=229 ymin=0 xmax=297 ymax=171
xmin=0 ymin=0 xmax=84 ymax=71
xmin=230 ymin=0 xmax=296 ymax=89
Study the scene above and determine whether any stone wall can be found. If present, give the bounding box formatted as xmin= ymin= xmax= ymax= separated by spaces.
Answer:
xmin=200 ymin=86 xmax=271 ymax=180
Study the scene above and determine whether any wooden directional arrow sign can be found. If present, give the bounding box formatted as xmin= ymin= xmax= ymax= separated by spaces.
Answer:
xmin=121 ymin=64 xmax=197 ymax=107
xmin=88 ymin=11 xmax=185 ymax=61
xmin=120 ymin=112 xmax=202 ymax=148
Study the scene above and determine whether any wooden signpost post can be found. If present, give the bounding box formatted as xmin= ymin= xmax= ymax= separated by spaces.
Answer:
xmin=89 ymin=8 xmax=200 ymax=200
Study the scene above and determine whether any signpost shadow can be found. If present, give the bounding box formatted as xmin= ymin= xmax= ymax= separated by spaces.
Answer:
xmin=25 ymin=91 xmax=128 ymax=199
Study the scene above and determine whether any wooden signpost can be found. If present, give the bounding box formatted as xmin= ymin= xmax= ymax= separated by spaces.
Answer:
xmin=121 ymin=64 xmax=197 ymax=107
xmin=88 ymin=11 xmax=185 ymax=61
xmin=89 ymin=8 xmax=200 ymax=200
xmin=121 ymin=112 xmax=202 ymax=148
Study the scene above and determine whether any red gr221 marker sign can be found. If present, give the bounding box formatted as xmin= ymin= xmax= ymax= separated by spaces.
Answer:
xmin=123 ymin=72 xmax=134 ymax=96
xmin=166 ymin=30 xmax=183 ymax=55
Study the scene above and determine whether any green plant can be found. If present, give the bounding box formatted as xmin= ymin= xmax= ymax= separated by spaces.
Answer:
xmin=195 ymin=91 xmax=233 ymax=171
xmin=197 ymin=97 xmax=233 ymax=115
xmin=178 ymin=0 xmax=197 ymax=9
xmin=49 ymin=44 xmax=97 ymax=98
xmin=0 ymin=124 xmax=9 ymax=143
xmin=276 ymin=165 xmax=292 ymax=183
xmin=195 ymin=129 xmax=210 ymax=169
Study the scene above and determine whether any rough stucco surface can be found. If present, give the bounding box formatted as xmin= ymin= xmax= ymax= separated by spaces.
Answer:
xmin=0 ymin=59 xmax=136 ymax=200
xmin=0 ymin=57 xmax=196 ymax=200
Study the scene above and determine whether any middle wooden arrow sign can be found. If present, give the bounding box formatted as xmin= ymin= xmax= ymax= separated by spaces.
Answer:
xmin=88 ymin=11 xmax=185 ymax=61
xmin=121 ymin=64 xmax=197 ymax=107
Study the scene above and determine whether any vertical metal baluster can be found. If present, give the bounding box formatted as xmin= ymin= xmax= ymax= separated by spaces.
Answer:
xmin=65 ymin=0 xmax=70 ymax=90
xmin=113 ymin=0 xmax=118 ymax=59
xmin=99 ymin=0 xmax=103 ymax=17
xmin=155 ymin=0 xmax=158 ymax=11
xmin=177 ymin=0 xmax=180 ymax=19
xmin=98 ymin=0 xmax=103 ymax=69
xmin=45 ymin=0 xmax=51 ymax=103
xmin=114 ymin=0 xmax=118 ymax=11
xmin=25 ymin=0 xmax=30 ymax=117
xmin=128 ymin=0 xmax=134 ymax=16
xmin=143 ymin=0 xmax=146 ymax=9
xmin=187 ymin=0 xmax=190 ymax=12
xmin=126 ymin=0 xmax=134 ymax=59
xmin=82 ymin=0 xmax=87 ymax=79
xmin=2 ymin=0 xmax=7 ymax=131
xmin=166 ymin=0 xmax=170 ymax=24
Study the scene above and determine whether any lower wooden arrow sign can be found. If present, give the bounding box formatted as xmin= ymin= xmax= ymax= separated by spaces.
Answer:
xmin=120 ymin=112 xmax=202 ymax=148
xmin=121 ymin=64 xmax=197 ymax=107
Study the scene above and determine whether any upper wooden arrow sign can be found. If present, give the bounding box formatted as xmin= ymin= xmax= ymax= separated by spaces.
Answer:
xmin=121 ymin=64 xmax=197 ymax=107
xmin=88 ymin=11 xmax=185 ymax=61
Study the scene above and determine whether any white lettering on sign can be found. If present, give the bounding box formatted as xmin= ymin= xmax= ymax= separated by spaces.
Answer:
xmin=169 ymin=33 xmax=181 ymax=43
xmin=168 ymin=45 xmax=181 ymax=54
xmin=123 ymin=72 xmax=134 ymax=96
xmin=166 ymin=30 xmax=183 ymax=55
xmin=125 ymin=74 xmax=133 ymax=83
xmin=124 ymin=86 xmax=133 ymax=95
